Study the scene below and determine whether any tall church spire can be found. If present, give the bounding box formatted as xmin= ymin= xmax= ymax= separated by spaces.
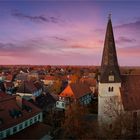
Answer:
xmin=100 ymin=16 xmax=121 ymax=83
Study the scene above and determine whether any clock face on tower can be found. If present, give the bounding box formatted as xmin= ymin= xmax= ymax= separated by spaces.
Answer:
xmin=108 ymin=75 xmax=114 ymax=82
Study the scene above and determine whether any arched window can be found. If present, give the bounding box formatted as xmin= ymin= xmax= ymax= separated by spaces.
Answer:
xmin=108 ymin=87 xmax=113 ymax=92
xmin=109 ymin=124 xmax=112 ymax=129
xmin=111 ymin=87 xmax=113 ymax=91
xmin=108 ymin=87 xmax=111 ymax=92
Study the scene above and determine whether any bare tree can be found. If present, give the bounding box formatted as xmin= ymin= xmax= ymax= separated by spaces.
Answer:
xmin=61 ymin=103 xmax=98 ymax=139
xmin=100 ymin=96 xmax=139 ymax=139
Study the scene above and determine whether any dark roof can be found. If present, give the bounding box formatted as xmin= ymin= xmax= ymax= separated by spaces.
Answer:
xmin=15 ymin=73 xmax=28 ymax=81
xmin=0 ymin=82 xmax=5 ymax=92
xmin=6 ymin=123 xmax=51 ymax=140
xmin=34 ymin=93 xmax=57 ymax=109
xmin=0 ymin=93 xmax=42 ymax=131
xmin=100 ymin=18 xmax=121 ymax=83
xmin=4 ymin=81 xmax=13 ymax=88
xmin=17 ymin=80 xmax=37 ymax=93
xmin=120 ymin=75 xmax=140 ymax=111
xmin=70 ymin=82 xmax=91 ymax=99
xmin=34 ymin=81 xmax=43 ymax=90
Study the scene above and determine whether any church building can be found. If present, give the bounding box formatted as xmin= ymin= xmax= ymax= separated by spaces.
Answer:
xmin=98 ymin=15 xmax=140 ymax=135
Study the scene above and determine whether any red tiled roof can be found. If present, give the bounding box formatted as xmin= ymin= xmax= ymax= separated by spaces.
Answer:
xmin=120 ymin=75 xmax=140 ymax=111
xmin=70 ymin=83 xmax=91 ymax=98
xmin=60 ymin=82 xmax=91 ymax=99
xmin=80 ymin=77 xmax=97 ymax=86
xmin=0 ymin=93 xmax=42 ymax=131
xmin=44 ymin=75 xmax=56 ymax=80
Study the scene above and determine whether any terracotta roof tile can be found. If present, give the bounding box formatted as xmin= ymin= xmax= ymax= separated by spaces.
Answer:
xmin=60 ymin=82 xmax=91 ymax=99
xmin=0 ymin=93 xmax=42 ymax=131
xmin=80 ymin=77 xmax=97 ymax=86
xmin=120 ymin=75 xmax=140 ymax=111
xmin=70 ymin=83 xmax=91 ymax=98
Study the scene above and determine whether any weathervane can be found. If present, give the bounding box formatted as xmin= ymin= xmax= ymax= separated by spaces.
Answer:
xmin=108 ymin=12 xmax=112 ymax=20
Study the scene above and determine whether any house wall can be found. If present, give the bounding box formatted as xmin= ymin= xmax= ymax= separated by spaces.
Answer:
xmin=0 ymin=112 xmax=43 ymax=139
xmin=79 ymin=94 xmax=92 ymax=105
xmin=42 ymin=80 xmax=54 ymax=85
xmin=16 ymin=90 xmax=42 ymax=99
xmin=32 ymin=89 xmax=42 ymax=97
xmin=56 ymin=101 xmax=66 ymax=109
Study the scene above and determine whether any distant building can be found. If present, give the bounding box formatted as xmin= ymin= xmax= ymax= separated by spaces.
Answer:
xmin=4 ymin=81 xmax=14 ymax=94
xmin=42 ymin=75 xmax=56 ymax=86
xmin=16 ymin=80 xmax=42 ymax=100
xmin=0 ymin=93 xmax=42 ymax=139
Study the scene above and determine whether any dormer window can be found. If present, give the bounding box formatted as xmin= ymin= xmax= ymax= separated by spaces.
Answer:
xmin=108 ymin=75 xmax=114 ymax=82
xmin=0 ymin=118 xmax=3 ymax=125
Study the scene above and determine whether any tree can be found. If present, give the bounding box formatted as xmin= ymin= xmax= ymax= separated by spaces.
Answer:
xmin=47 ymin=80 xmax=62 ymax=95
xmin=100 ymin=97 xmax=140 ymax=139
xmin=61 ymin=103 xmax=98 ymax=139
xmin=70 ymin=74 xmax=80 ymax=83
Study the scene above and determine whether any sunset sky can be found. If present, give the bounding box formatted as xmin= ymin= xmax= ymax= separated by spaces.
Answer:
xmin=0 ymin=0 xmax=140 ymax=66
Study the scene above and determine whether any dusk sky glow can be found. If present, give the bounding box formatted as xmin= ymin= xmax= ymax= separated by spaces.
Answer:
xmin=0 ymin=1 xmax=140 ymax=66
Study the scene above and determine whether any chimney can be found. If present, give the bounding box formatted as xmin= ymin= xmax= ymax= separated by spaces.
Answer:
xmin=16 ymin=95 xmax=23 ymax=108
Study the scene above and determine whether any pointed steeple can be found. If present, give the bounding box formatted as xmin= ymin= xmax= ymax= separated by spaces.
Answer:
xmin=100 ymin=15 xmax=121 ymax=83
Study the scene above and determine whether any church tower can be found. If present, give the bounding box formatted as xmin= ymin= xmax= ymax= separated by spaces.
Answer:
xmin=98 ymin=15 xmax=122 ymax=127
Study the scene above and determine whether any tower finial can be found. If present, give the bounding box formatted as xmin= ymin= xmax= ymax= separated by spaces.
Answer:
xmin=108 ymin=12 xmax=111 ymax=20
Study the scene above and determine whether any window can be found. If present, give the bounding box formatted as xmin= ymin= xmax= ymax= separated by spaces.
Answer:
xmin=6 ymin=129 xmax=10 ymax=137
xmin=25 ymin=121 xmax=28 ymax=127
xmin=30 ymin=119 xmax=33 ymax=125
xmin=19 ymin=124 xmax=22 ymax=130
xmin=0 ymin=132 xmax=3 ymax=139
xmin=62 ymin=103 xmax=64 ymax=107
xmin=109 ymin=124 xmax=112 ymax=129
xmin=108 ymin=75 xmax=114 ymax=82
xmin=133 ymin=112 xmax=137 ymax=133
xmin=13 ymin=126 xmax=17 ymax=133
xmin=34 ymin=116 xmax=37 ymax=122
xmin=0 ymin=118 xmax=3 ymax=125
xmin=38 ymin=114 xmax=40 ymax=120
xmin=108 ymin=87 xmax=113 ymax=92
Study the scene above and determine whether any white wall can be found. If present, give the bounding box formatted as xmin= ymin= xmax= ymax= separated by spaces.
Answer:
xmin=56 ymin=101 xmax=66 ymax=109
xmin=98 ymin=82 xmax=121 ymax=126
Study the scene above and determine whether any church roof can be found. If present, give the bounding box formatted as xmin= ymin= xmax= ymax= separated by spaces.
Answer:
xmin=120 ymin=75 xmax=140 ymax=111
xmin=100 ymin=17 xmax=121 ymax=83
